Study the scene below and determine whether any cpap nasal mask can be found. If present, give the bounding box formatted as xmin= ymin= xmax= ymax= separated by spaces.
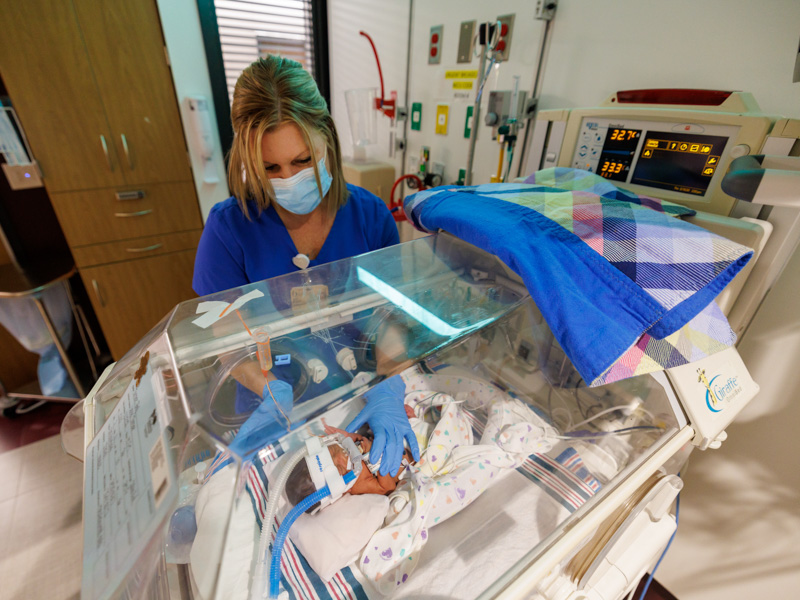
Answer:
xmin=253 ymin=432 xmax=367 ymax=600
xmin=303 ymin=433 xmax=364 ymax=513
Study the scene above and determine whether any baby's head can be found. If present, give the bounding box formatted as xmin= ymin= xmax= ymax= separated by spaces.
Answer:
xmin=285 ymin=442 xmax=351 ymax=509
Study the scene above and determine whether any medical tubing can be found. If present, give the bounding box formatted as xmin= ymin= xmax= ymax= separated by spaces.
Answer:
xmin=269 ymin=486 xmax=331 ymax=598
xmin=359 ymin=31 xmax=385 ymax=107
xmin=249 ymin=446 xmax=310 ymax=600
xmin=268 ymin=470 xmax=356 ymax=598
xmin=466 ymin=43 xmax=488 ymax=186
xmin=390 ymin=174 xmax=424 ymax=213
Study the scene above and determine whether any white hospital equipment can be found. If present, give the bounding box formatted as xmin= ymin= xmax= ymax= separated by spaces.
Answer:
xmin=70 ymin=90 xmax=800 ymax=600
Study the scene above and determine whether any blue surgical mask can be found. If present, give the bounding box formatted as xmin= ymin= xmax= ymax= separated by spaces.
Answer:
xmin=270 ymin=157 xmax=332 ymax=215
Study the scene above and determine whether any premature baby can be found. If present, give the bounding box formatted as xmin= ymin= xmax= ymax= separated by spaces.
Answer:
xmin=285 ymin=408 xmax=417 ymax=508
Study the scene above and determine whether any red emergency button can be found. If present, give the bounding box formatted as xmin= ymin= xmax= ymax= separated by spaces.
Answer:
xmin=496 ymin=40 xmax=506 ymax=52
xmin=430 ymin=47 xmax=437 ymax=57
xmin=500 ymin=24 xmax=509 ymax=36
xmin=431 ymin=33 xmax=439 ymax=43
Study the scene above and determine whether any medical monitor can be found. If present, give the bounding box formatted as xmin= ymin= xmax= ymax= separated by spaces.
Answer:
xmin=571 ymin=117 xmax=739 ymax=197
xmin=534 ymin=90 xmax=778 ymax=215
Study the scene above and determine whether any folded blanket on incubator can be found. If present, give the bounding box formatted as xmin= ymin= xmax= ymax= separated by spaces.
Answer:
xmin=404 ymin=168 xmax=753 ymax=386
xmin=235 ymin=371 xmax=602 ymax=600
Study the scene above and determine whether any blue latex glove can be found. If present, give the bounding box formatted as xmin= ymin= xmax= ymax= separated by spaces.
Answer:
xmin=228 ymin=380 xmax=293 ymax=460
xmin=346 ymin=375 xmax=420 ymax=476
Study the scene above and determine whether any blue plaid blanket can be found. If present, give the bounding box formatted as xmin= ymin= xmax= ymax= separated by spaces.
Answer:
xmin=404 ymin=168 xmax=753 ymax=386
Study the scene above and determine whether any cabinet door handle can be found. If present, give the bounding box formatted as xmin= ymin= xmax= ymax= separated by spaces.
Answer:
xmin=121 ymin=134 xmax=133 ymax=170
xmin=115 ymin=190 xmax=146 ymax=201
xmin=126 ymin=243 xmax=162 ymax=253
xmin=114 ymin=209 xmax=152 ymax=218
xmin=100 ymin=135 xmax=113 ymax=171
xmin=92 ymin=279 xmax=106 ymax=307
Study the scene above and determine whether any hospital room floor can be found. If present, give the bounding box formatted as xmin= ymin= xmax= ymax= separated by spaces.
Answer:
xmin=0 ymin=403 xmax=81 ymax=600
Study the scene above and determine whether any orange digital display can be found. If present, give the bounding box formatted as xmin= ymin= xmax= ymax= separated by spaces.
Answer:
xmin=597 ymin=127 xmax=642 ymax=181
xmin=608 ymin=128 xmax=640 ymax=142
xmin=599 ymin=160 xmax=626 ymax=177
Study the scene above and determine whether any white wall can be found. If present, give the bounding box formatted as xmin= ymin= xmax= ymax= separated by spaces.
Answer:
xmin=156 ymin=0 xmax=230 ymax=221
xmin=327 ymin=1 xmax=800 ymax=599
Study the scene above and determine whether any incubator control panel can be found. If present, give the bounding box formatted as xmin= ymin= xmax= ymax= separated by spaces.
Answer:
xmin=571 ymin=117 xmax=740 ymax=198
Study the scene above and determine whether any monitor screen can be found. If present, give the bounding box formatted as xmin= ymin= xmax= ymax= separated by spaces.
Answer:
xmin=630 ymin=131 xmax=729 ymax=196
xmin=597 ymin=128 xmax=641 ymax=182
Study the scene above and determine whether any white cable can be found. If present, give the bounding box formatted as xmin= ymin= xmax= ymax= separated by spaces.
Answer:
xmin=570 ymin=404 xmax=638 ymax=430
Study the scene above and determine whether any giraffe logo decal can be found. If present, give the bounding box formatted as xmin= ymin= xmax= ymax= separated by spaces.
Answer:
xmin=697 ymin=367 xmax=741 ymax=413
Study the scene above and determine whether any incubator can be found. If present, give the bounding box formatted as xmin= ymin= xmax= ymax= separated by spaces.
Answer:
xmin=77 ymin=90 xmax=800 ymax=600
xmin=78 ymin=228 xmax=757 ymax=600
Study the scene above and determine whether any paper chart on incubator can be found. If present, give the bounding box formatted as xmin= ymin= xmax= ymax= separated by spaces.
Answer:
xmin=82 ymin=360 xmax=176 ymax=600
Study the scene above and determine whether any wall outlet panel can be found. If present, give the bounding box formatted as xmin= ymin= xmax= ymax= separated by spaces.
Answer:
xmin=429 ymin=25 xmax=443 ymax=65
xmin=411 ymin=102 xmax=422 ymax=131
xmin=435 ymin=104 xmax=450 ymax=135
xmin=495 ymin=14 xmax=515 ymax=62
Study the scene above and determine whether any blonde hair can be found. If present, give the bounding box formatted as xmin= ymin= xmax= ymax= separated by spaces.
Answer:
xmin=228 ymin=56 xmax=347 ymax=219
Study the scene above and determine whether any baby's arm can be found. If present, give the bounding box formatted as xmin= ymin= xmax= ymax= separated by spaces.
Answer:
xmin=350 ymin=462 xmax=403 ymax=495
xmin=323 ymin=420 xmax=367 ymax=443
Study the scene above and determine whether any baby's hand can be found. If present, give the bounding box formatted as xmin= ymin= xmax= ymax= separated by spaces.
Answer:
xmin=323 ymin=419 xmax=365 ymax=442
xmin=404 ymin=404 xmax=416 ymax=419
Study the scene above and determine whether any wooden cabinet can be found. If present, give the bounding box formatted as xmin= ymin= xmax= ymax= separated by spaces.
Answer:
xmin=0 ymin=0 xmax=192 ymax=191
xmin=0 ymin=1 xmax=122 ymax=191
xmin=50 ymin=182 xmax=202 ymax=247
xmin=80 ymin=249 xmax=197 ymax=359
xmin=0 ymin=0 xmax=203 ymax=360
xmin=72 ymin=0 xmax=194 ymax=186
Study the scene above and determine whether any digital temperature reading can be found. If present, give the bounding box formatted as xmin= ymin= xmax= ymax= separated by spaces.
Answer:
xmin=609 ymin=129 xmax=640 ymax=142
xmin=597 ymin=128 xmax=642 ymax=181
xmin=599 ymin=160 xmax=626 ymax=176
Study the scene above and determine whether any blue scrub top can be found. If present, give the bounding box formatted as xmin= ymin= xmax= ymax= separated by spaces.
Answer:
xmin=193 ymin=183 xmax=400 ymax=296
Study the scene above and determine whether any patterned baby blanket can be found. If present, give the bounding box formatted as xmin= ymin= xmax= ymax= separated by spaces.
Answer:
xmin=404 ymin=168 xmax=753 ymax=386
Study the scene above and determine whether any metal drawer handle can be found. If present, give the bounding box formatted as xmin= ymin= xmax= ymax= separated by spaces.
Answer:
xmin=121 ymin=134 xmax=133 ymax=170
xmin=115 ymin=190 xmax=146 ymax=201
xmin=126 ymin=243 xmax=162 ymax=253
xmin=92 ymin=279 xmax=106 ymax=307
xmin=114 ymin=209 xmax=152 ymax=218
xmin=100 ymin=135 xmax=113 ymax=172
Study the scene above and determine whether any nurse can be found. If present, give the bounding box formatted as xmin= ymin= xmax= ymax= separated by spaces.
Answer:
xmin=193 ymin=55 xmax=418 ymax=475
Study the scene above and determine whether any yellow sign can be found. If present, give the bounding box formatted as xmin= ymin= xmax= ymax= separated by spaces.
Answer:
xmin=706 ymin=156 xmax=719 ymax=166
xmin=701 ymin=145 xmax=712 ymax=153
xmin=642 ymin=148 xmax=653 ymax=158
xmin=702 ymin=167 xmax=715 ymax=176
xmin=690 ymin=144 xmax=700 ymax=153
xmin=679 ymin=143 xmax=689 ymax=151
xmin=669 ymin=142 xmax=678 ymax=151
xmin=452 ymin=81 xmax=474 ymax=90
xmin=435 ymin=104 xmax=450 ymax=135
xmin=646 ymin=139 xmax=658 ymax=148
xmin=445 ymin=70 xmax=478 ymax=79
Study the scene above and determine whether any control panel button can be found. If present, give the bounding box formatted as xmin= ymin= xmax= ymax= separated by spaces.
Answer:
xmin=729 ymin=144 xmax=750 ymax=158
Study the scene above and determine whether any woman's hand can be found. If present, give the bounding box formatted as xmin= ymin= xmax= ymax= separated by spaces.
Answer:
xmin=346 ymin=375 xmax=420 ymax=476
xmin=228 ymin=380 xmax=293 ymax=459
